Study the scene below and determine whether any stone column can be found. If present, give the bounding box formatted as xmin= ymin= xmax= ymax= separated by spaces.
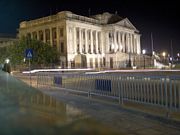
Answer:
xmin=50 ymin=28 xmax=53 ymax=46
xmin=106 ymin=32 xmax=109 ymax=53
xmin=96 ymin=31 xmax=98 ymax=54
xmin=98 ymin=31 xmax=101 ymax=54
xmin=85 ymin=29 xmax=88 ymax=53
xmin=134 ymin=35 xmax=137 ymax=54
xmin=42 ymin=30 xmax=46 ymax=43
xmin=114 ymin=31 xmax=117 ymax=52
xmin=91 ymin=30 xmax=93 ymax=54
xmin=131 ymin=34 xmax=134 ymax=53
xmin=122 ymin=32 xmax=125 ymax=53
xmin=137 ymin=35 xmax=141 ymax=54
xmin=57 ymin=27 xmax=60 ymax=52
xmin=37 ymin=30 xmax=40 ymax=40
xmin=119 ymin=32 xmax=122 ymax=52
xmin=86 ymin=56 xmax=90 ymax=68
xmin=99 ymin=31 xmax=103 ymax=54
xmin=125 ymin=33 xmax=128 ymax=53
xmin=79 ymin=28 xmax=82 ymax=53
xmin=128 ymin=34 xmax=131 ymax=53
xmin=127 ymin=33 xmax=130 ymax=53
xmin=73 ymin=27 xmax=77 ymax=54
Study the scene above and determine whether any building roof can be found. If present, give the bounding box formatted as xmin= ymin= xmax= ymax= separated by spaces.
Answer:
xmin=0 ymin=33 xmax=16 ymax=38
xmin=91 ymin=12 xmax=124 ymax=24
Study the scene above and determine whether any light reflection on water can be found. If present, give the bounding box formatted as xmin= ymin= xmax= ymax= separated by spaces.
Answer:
xmin=0 ymin=72 xmax=120 ymax=135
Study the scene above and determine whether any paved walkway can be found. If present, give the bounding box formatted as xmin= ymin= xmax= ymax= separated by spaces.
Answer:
xmin=38 ymin=86 xmax=180 ymax=135
xmin=12 ymin=72 xmax=180 ymax=135
xmin=0 ymin=71 xmax=122 ymax=135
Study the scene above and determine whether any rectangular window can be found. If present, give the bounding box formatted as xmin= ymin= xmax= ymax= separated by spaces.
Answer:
xmin=39 ymin=31 xmax=43 ymax=41
xmin=77 ymin=44 xmax=80 ymax=53
xmin=95 ymin=58 xmax=98 ymax=68
xmin=83 ymin=31 xmax=85 ymax=40
xmin=88 ymin=31 xmax=91 ymax=40
xmin=103 ymin=57 xmax=106 ymax=66
xmin=90 ymin=58 xmax=93 ymax=68
xmin=88 ymin=45 xmax=91 ymax=53
xmin=53 ymin=41 xmax=57 ymax=48
xmin=52 ymin=28 xmax=57 ymax=39
xmin=32 ymin=32 xmax=37 ymax=39
xmin=100 ymin=58 xmax=103 ymax=67
xmin=76 ymin=29 xmax=79 ymax=39
xmin=45 ymin=29 xmax=50 ymax=43
xmin=60 ymin=28 xmax=63 ymax=37
xmin=27 ymin=33 xmax=31 ymax=39
xmin=60 ymin=42 xmax=64 ymax=53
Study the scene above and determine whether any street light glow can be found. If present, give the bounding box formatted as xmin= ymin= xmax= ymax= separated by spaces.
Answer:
xmin=142 ymin=49 xmax=146 ymax=54
xmin=5 ymin=58 xmax=10 ymax=64
xmin=162 ymin=52 xmax=166 ymax=57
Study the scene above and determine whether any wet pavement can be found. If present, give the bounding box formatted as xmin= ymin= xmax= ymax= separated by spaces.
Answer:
xmin=0 ymin=71 xmax=121 ymax=135
xmin=5 ymin=71 xmax=180 ymax=135
xmin=38 ymin=87 xmax=180 ymax=135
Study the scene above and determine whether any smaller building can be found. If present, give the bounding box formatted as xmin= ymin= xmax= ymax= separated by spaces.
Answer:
xmin=0 ymin=34 xmax=17 ymax=48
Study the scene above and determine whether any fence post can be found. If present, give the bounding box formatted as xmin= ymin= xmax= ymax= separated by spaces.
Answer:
xmin=169 ymin=78 xmax=172 ymax=111
xmin=118 ymin=77 xmax=121 ymax=104
xmin=36 ymin=73 xmax=39 ymax=88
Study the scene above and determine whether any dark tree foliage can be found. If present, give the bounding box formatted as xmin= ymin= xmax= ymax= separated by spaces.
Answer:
xmin=0 ymin=37 xmax=59 ymax=69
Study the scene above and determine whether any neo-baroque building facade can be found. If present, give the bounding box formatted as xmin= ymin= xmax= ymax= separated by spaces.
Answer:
xmin=18 ymin=11 xmax=142 ymax=69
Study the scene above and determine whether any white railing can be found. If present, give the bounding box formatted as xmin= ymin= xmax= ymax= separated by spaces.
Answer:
xmin=37 ymin=72 xmax=180 ymax=112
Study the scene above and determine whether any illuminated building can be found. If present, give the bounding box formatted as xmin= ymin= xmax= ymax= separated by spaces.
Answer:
xmin=18 ymin=11 xmax=142 ymax=68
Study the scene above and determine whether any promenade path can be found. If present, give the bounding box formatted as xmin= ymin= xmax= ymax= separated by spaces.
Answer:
xmin=6 ymin=71 xmax=180 ymax=135
xmin=0 ymin=71 xmax=121 ymax=135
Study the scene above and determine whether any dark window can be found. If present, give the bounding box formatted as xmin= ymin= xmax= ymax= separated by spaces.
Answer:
xmin=77 ymin=44 xmax=80 ymax=53
xmin=32 ymin=32 xmax=37 ymax=39
xmin=27 ymin=33 xmax=31 ymax=39
xmin=39 ymin=31 xmax=43 ymax=41
xmin=52 ymin=28 xmax=57 ymax=39
xmin=60 ymin=28 xmax=63 ymax=37
xmin=83 ymin=31 xmax=85 ymax=40
xmin=45 ymin=29 xmax=50 ymax=42
xmin=76 ymin=29 xmax=79 ymax=39
xmin=60 ymin=42 xmax=64 ymax=53
xmin=88 ymin=31 xmax=91 ymax=40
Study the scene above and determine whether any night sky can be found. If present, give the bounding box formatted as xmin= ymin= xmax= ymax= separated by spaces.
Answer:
xmin=0 ymin=0 xmax=179 ymax=56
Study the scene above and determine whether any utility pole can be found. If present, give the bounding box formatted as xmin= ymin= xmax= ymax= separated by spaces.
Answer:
xmin=170 ymin=40 xmax=173 ymax=59
xmin=151 ymin=32 xmax=154 ymax=55
xmin=88 ymin=8 xmax=91 ymax=17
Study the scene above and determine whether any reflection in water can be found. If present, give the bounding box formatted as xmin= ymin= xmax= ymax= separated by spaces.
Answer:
xmin=0 ymin=72 xmax=120 ymax=135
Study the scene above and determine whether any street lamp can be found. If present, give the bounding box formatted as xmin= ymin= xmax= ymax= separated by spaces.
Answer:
xmin=5 ymin=58 xmax=10 ymax=64
xmin=177 ymin=53 xmax=180 ymax=61
xmin=142 ymin=49 xmax=146 ymax=69
xmin=169 ymin=57 xmax=173 ymax=69
xmin=5 ymin=58 xmax=10 ymax=73
xmin=162 ymin=52 xmax=166 ymax=63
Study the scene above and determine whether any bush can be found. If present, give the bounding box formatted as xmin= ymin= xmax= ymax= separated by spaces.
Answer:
xmin=2 ymin=63 xmax=11 ymax=73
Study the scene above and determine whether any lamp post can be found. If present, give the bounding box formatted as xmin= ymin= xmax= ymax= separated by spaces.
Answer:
xmin=5 ymin=58 xmax=10 ymax=73
xmin=169 ymin=57 xmax=173 ymax=69
xmin=162 ymin=52 xmax=166 ymax=63
xmin=142 ymin=49 xmax=146 ymax=69
xmin=177 ymin=53 xmax=180 ymax=61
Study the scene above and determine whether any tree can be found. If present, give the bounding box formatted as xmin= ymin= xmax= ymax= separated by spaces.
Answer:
xmin=4 ymin=37 xmax=59 ymax=69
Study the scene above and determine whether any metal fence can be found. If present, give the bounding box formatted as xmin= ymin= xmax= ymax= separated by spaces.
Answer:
xmin=37 ymin=72 xmax=180 ymax=112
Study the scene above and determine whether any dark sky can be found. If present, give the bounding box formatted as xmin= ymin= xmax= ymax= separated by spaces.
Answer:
xmin=0 ymin=0 xmax=179 ymax=56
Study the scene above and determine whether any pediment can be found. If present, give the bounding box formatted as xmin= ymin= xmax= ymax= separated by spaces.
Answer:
xmin=116 ymin=18 xmax=139 ymax=32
